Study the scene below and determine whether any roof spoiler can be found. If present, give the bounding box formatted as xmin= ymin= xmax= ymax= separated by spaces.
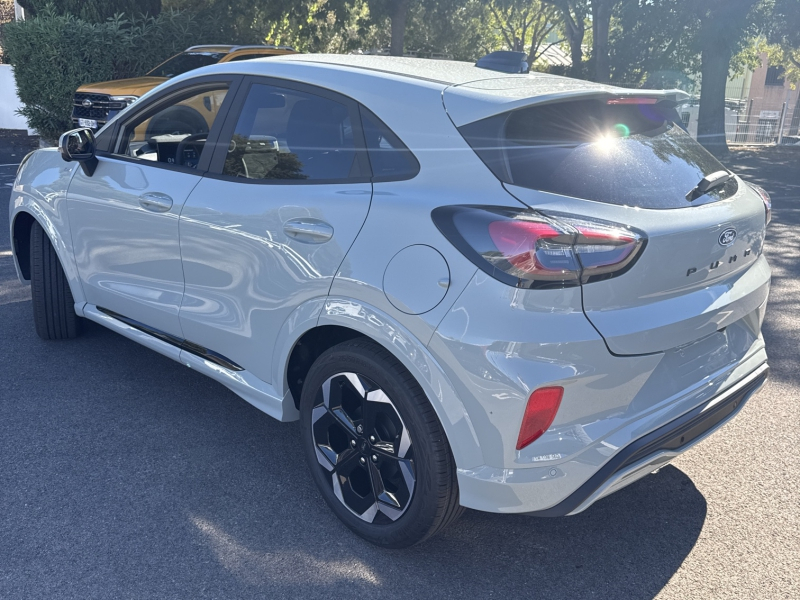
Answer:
xmin=476 ymin=51 xmax=529 ymax=74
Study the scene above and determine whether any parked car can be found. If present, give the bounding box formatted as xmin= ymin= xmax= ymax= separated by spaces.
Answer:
xmin=71 ymin=44 xmax=296 ymax=130
xmin=11 ymin=54 xmax=771 ymax=548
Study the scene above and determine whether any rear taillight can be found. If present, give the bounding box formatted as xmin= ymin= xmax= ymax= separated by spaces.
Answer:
xmin=432 ymin=206 xmax=645 ymax=289
xmin=516 ymin=387 xmax=564 ymax=450
xmin=749 ymin=184 xmax=771 ymax=225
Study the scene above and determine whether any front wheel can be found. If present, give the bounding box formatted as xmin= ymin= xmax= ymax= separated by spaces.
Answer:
xmin=30 ymin=221 xmax=80 ymax=340
xmin=299 ymin=339 xmax=463 ymax=548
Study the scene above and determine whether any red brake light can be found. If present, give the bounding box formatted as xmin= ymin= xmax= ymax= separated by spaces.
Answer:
xmin=488 ymin=220 xmax=576 ymax=276
xmin=606 ymin=97 xmax=659 ymax=105
xmin=516 ymin=387 xmax=564 ymax=450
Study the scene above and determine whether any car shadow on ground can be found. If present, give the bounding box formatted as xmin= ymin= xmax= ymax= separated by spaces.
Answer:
xmin=0 ymin=304 xmax=707 ymax=600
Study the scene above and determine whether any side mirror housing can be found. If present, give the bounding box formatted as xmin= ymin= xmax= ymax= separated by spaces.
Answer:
xmin=58 ymin=128 xmax=98 ymax=176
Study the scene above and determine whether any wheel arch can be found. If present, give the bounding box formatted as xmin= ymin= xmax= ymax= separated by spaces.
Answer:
xmin=10 ymin=205 xmax=86 ymax=311
xmin=11 ymin=210 xmax=35 ymax=281
xmin=277 ymin=298 xmax=485 ymax=469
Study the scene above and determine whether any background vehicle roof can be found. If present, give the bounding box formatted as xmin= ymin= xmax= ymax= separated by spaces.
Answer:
xmin=185 ymin=44 xmax=295 ymax=53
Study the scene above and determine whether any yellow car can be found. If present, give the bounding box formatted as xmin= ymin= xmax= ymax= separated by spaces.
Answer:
xmin=71 ymin=44 xmax=296 ymax=130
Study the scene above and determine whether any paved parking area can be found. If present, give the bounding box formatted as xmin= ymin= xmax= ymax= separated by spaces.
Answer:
xmin=0 ymin=148 xmax=798 ymax=599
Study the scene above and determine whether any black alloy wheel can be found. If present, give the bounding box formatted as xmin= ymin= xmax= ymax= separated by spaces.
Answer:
xmin=310 ymin=371 xmax=415 ymax=523
xmin=300 ymin=339 xmax=463 ymax=548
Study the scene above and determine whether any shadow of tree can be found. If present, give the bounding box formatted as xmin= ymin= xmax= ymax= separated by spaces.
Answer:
xmin=726 ymin=146 xmax=800 ymax=384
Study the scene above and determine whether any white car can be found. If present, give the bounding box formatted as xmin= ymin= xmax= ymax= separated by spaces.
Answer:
xmin=9 ymin=54 xmax=771 ymax=547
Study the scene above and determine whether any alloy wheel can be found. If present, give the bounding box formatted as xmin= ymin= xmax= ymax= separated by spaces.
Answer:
xmin=310 ymin=372 xmax=415 ymax=523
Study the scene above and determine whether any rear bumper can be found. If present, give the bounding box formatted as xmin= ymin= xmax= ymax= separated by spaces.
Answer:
xmin=527 ymin=362 xmax=769 ymax=516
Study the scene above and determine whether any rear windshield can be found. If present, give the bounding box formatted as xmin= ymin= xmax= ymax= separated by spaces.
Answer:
xmin=147 ymin=52 xmax=224 ymax=78
xmin=458 ymin=99 xmax=737 ymax=209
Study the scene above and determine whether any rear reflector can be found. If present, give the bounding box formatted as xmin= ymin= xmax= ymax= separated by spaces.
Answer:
xmin=516 ymin=387 xmax=564 ymax=450
xmin=749 ymin=183 xmax=772 ymax=225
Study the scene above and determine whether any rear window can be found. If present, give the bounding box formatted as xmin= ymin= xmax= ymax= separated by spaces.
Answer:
xmin=459 ymin=99 xmax=737 ymax=209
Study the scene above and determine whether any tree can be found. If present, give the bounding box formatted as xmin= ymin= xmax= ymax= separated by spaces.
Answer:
xmin=607 ymin=0 xmax=701 ymax=86
xmin=404 ymin=0 xmax=490 ymax=60
xmin=485 ymin=0 xmax=561 ymax=65
xmin=764 ymin=0 xmax=800 ymax=81
xmin=589 ymin=0 xmax=620 ymax=81
xmin=541 ymin=0 xmax=587 ymax=78
xmin=363 ymin=0 xmax=412 ymax=55
xmin=695 ymin=0 xmax=762 ymax=156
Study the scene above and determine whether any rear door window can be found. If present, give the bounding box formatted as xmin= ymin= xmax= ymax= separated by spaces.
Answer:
xmin=219 ymin=82 xmax=360 ymax=181
xmin=459 ymin=99 xmax=737 ymax=209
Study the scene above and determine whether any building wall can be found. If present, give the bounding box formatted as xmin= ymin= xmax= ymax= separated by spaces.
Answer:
xmin=0 ymin=65 xmax=33 ymax=132
xmin=745 ymin=53 xmax=798 ymax=132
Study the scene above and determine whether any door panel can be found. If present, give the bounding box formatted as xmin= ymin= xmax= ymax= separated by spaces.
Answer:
xmin=67 ymin=158 xmax=202 ymax=337
xmin=177 ymin=79 xmax=373 ymax=382
xmin=178 ymin=181 xmax=371 ymax=382
xmin=66 ymin=81 xmax=235 ymax=337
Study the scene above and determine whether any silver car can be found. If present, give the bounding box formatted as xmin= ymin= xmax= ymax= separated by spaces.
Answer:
xmin=9 ymin=55 xmax=771 ymax=548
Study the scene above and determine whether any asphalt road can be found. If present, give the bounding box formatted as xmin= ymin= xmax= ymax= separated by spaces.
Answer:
xmin=1 ymin=149 xmax=798 ymax=600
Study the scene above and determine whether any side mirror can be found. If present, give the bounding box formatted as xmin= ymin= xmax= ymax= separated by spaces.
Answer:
xmin=58 ymin=128 xmax=98 ymax=176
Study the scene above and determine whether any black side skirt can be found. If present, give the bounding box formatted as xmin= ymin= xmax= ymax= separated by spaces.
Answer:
xmin=97 ymin=306 xmax=244 ymax=372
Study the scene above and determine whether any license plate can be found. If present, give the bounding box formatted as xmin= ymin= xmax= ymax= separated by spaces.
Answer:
xmin=78 ymin=118 xmax=98 ymax=129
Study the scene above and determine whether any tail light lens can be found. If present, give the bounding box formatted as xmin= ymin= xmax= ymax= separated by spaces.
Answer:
xmin=749 ymin=184 xmax=771 ymax=225
xmin=516 ymin=387 xmax=564 ymax=450
xmin=432 ymin=205 xmax=645 ymax=289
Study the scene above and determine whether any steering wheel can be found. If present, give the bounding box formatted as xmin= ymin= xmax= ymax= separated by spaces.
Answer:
xmin=176 ymin=132 xmax=208 ymax=167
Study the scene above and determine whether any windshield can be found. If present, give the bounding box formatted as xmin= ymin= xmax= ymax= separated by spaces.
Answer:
xmin=459 ymin=99 xmax=738 ymax=209
xmin=147 ymin=52 xmax=224 ymax=78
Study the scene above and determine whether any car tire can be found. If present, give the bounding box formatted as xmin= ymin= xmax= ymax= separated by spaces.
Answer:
xmin=300 ymin=338 xmax=463 ymax=548
xmin=30 ymin=221 xmax=80 ymax=340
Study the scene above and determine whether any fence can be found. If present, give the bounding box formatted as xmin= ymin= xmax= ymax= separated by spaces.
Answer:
xmin=676 ymin=98 xmax=799 ymax=146
xmin=602 ymin=79 xmax=799 ymax=147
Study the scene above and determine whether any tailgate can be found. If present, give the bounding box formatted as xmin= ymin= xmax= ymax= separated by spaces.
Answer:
xmin=506 ymin=183 xmax=770 ymax=355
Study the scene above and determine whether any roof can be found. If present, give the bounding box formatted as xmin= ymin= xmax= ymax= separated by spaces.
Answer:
xmin=185 ymin=44 xmax=295 ymax=54
xmin=173 ymin=53 xmax=684 ymax=126
xmin=272 ymin=54 xmax=539 ymax=86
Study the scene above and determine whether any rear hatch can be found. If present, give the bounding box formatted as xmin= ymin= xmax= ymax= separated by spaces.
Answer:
xmin=448 ymin=81 xmax=770 ymax=355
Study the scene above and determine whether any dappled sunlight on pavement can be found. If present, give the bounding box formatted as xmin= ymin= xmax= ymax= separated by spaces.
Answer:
xmin=190 ymin=514 xmax=381 ymax=587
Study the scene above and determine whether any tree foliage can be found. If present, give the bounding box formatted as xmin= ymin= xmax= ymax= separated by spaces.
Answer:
xmin=607 ymin=0 xmax=701 ymax=87
xmin=542 ymin=0 xmax=587 ymax=77
xmin=485 ymin=0 xmax=561 ymax=65
xmin=17 ymin=0 xmax=162 ymax=21
xmin=3 ymin=7 xmax=210 ymax=140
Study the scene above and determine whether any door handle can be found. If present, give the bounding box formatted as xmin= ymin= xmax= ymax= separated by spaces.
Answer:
xmin=139 ymin=192 xmax=173 ymax=213
xmin=283 ymin=219 xmax=334 ymax=243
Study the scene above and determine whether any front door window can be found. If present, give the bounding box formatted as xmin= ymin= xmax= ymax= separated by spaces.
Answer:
xmin=115 ymin=87 xmax=229 ymax=170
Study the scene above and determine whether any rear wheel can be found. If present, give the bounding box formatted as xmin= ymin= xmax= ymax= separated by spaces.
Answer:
xmin=299 ymin=339 xmax=463 ymax=548
xmin=30 ymin=221 xmax=80 ymax=340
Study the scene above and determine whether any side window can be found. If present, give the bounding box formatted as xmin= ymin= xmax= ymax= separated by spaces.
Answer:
xmin=221 ymin=83 xmax=357 ymax=181
xmin=360 ymin=108 xmax=420 ymax=180
xmin=114 ymin=86 xmax=229 ymax=169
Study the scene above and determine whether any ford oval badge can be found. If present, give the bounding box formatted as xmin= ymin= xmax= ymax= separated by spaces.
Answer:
xmin=719 ymin=228 xmax=737 ymax=246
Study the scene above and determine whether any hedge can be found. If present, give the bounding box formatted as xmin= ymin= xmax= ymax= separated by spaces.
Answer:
xmin=3 ymin=7 xmax=210 ymax=141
